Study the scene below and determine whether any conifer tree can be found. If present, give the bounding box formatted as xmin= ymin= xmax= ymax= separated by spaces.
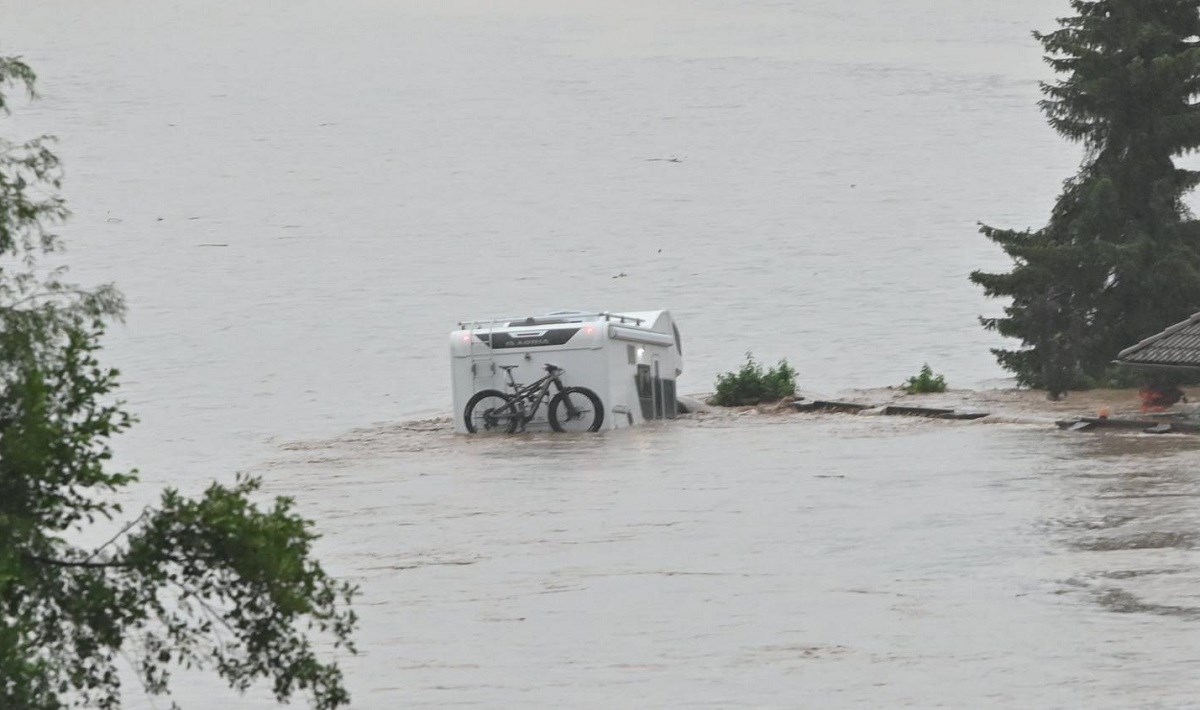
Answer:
xmin=971 ymin=0 xmax=1200 ymax=397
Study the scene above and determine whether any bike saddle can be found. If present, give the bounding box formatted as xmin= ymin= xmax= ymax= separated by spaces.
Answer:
xmin=544 ymin=363 xmax=561 ymax=372
xmin=499 ymin=365 xmax=519 ymax=372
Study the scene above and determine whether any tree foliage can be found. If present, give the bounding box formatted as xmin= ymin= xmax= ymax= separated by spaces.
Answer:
xmin=971 ymin=0 xmax=1200 ymax=397
xmin=1 ymin=55 xmax=356 ymax=708
xmin=710 ymin=353 xmax=797 ymax=406
xmin=901 ymin=364 xmax=947 ymax=394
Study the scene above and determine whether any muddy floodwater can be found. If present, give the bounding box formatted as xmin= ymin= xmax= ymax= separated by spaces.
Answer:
xmin=3 ymin=0 xmax=1200 ymax=707
xmin=248 ymin=408 xmax=1200 ymax=708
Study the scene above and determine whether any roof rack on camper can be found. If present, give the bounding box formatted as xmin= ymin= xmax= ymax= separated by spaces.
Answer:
xmin=457 ymin=311 xmax=645 ymax=331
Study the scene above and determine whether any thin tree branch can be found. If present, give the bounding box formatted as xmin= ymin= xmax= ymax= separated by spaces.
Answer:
xmin=23 ymin=553 xmax=131 ymax=569
xmin=84 ymin=507 xmax=150 ymax=563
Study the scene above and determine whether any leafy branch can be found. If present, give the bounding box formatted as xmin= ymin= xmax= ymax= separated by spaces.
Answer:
xmin=0 ymin=51 xmax=357 ymax=709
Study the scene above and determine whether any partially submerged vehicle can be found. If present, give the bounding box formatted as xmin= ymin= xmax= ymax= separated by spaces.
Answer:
xmin=450 ymin=310 xmax=684 ymax=433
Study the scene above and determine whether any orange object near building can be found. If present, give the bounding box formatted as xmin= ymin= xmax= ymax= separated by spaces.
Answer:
xmin=1139 ymin=385 xmax=1184 ymax=413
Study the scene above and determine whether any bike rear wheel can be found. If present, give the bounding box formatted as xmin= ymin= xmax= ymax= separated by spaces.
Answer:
xmin=548 ymin=387 xmax=604 ymax=433
xmin=464 ymin=389 xmax=519 ymax=434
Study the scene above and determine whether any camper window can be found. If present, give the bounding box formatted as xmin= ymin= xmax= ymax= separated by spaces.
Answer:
xmin=636 ymin=364 xmax=652 ymax=398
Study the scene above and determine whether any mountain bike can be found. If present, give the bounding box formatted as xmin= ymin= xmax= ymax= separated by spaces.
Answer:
xmin=463 ymin=363 xmax=604 ymax=433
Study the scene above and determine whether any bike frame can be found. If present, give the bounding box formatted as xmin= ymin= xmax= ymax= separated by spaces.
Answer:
xmin=501 ymin=368 xmax=570 ymax=429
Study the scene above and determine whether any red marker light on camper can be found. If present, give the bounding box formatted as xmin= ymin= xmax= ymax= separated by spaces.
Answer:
xmin=461 ymin=334 xmax=471 ymax=342
xmin=583 ymin=326 xmax=595 ymax=336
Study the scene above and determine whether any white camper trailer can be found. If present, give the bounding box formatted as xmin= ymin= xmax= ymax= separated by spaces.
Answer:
xmin=450 ymin=310 xmax=684 ymax=433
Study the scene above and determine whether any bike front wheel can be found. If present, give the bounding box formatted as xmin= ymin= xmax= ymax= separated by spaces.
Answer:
xmin=548 ymin=387 xmax=604 ymax=433
xmin=464 ymin=389 xmax=519 ymax=434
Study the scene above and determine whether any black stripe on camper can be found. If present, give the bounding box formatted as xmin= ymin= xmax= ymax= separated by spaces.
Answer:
xmin=476 ymin=328 xmax=581 ymax=349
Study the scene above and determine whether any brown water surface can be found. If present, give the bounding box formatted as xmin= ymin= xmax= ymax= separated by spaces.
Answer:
xmin=2 ymin=0 xmax=1199 ymax=706
xmin=247 ymin=411 xmax=1200 ymax=707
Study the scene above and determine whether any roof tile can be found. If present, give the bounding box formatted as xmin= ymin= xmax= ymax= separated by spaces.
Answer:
xmin=1117 ymin=313 xmax=1200 ymax=367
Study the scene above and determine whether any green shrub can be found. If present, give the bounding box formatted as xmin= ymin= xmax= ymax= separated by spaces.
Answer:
xmin=903 ymin=364 xmax=947 ymax=394
xmin=711 ymin=353 xmax=797 ymax=406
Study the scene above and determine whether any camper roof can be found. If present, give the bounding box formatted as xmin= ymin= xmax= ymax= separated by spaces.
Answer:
xmin=458 ymin=310 xmax=656 ymax=330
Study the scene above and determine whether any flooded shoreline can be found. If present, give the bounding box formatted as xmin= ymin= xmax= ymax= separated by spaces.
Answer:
xmin=250 ymin=395 xmax=1200 ymax=708
xmin=264 ymin=386 xmax=1200 ymax=480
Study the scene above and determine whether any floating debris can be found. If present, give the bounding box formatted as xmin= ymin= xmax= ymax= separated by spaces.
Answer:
xmin=793 ymin=400 xmax=871 ymax=414
xmin=1056 ymin=417 xmax=1200 ymax=434
xmin=882 ymin=405 xmax=955 ymax=418
xmin=795 ymin=400 xmax=989 ymax=420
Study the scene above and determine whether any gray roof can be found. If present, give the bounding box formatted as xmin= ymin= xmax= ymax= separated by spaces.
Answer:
xmin=1117 ymin=312 xmax=1200 ymax=368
